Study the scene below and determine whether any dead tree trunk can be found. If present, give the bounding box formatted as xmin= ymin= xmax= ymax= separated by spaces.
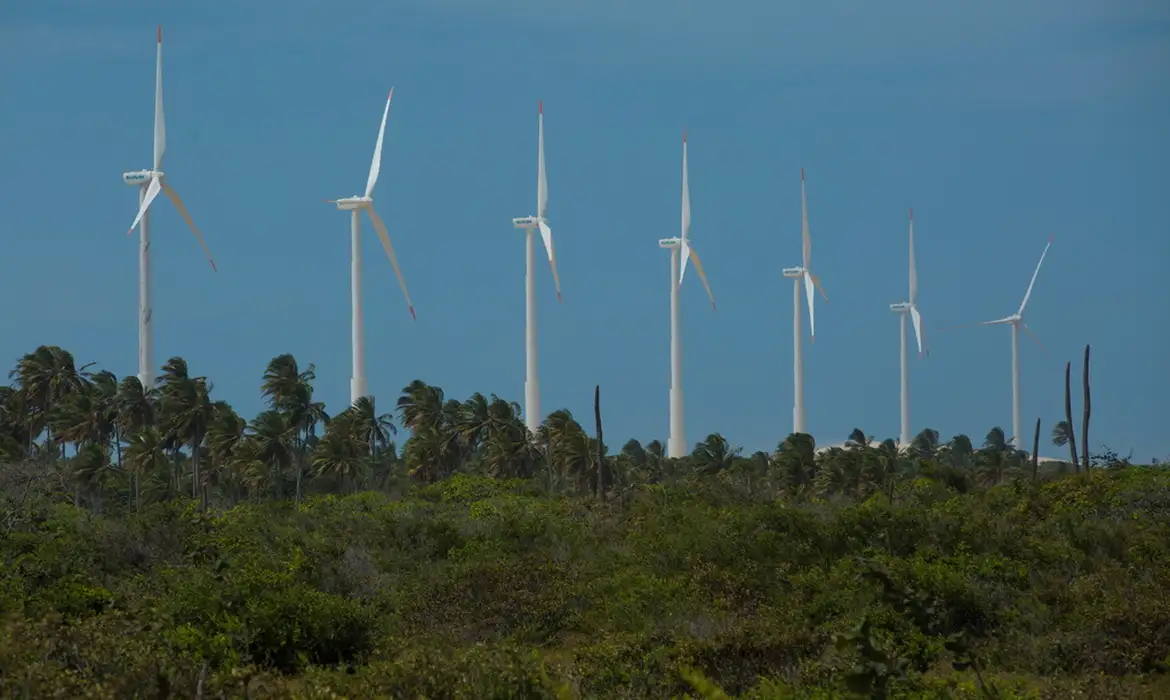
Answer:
xmin=1032 ymin=417 xmax=1041 ymax=484
xmin=1064 ymin=361 xmax=1079 ymax=472
xmin=1082 ymin=344 xmax=1092 ymax=471
xmin=594 ymin=385 xmax=606 ymax=501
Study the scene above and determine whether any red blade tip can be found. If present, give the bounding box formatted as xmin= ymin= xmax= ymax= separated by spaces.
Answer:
xmin=711 ymin=302 xmax=717 ymax=312
xmin=538 ymin=99 xmax=542 ymax=114
xmin=801 ymin=167 xmax=805 ymax=181
xmin=556 ymin=291 xmax=562 ymax=303
xmin=157 ymin=25 xmax=162 ymax=43
xmin=388 ymin=86 xmax=394 ymax=99
xmin=1047 ymin=234 xmax=1055 ymax=243
xmin=209 ymin=260 xmax=218 ymax=273
xmin=910 ymin=207 xmax=914 ymax=220
xmin=683 ymin=126 xmax=687 ymax=143
xmin=409 ymin=306 xmax=416 ymax=321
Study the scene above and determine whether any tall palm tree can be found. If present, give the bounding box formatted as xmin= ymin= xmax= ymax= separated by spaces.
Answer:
xmin=9 ymin=346 xmax=90 ymax=456
xmin=261 ymin=355 xmax=328 ymax=503
xmin=248 ymin=410 xmax=296 ymax=500
xmin=539 ymin=409 xmax=592 ymax=493
xmin=773 ymin=433 xmax=818 ymax=495
xmin=205 ymin=401 xmax=246 ymax=506
xmin=116 ymin=376 xmax=157 ymax=505
xmin=313 ymin=412 xmax=366 ymax=492
xmin=124 ymin=427 xmax=168 ymax=512
xmin=909 ymin=428 xmax=941 ymax=461
xmin=691 ymin=433 xmax=740 ymax=475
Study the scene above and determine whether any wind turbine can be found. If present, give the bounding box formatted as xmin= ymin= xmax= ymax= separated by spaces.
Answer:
xmin=658 ymin=130 xmax=716 ymax=459
xmin=122 ymin=25 xmax=217 ymax=390
xmin=959 ymin=236 xmax=1054 ymax=448
xmin=324 ymin=88 xmax=416 ymax=405
xmin=889 ymin=208 xmax=925 ymax=448
xmin=511 ymin=101 xmax=563 ymax=435
xmin=781 ymin=169 xmax=828 ymax=437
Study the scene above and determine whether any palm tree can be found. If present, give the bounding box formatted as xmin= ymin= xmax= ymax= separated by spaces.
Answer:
xmin=539 ymin=409 xmax=593 ymax=493
xmin=261 ymin=355 xmax=328 ymax=503
xmin=396 ymin=380 xmax=446 ymax=433
xmin=313 ymin=412 xmax=366 ymax=492
xmin=248 ymin=410 xmax=296 ymax=500
xmin=909 ymin=428 xmax=941 ymax=461
xmin=9 ymin=346 xmax=90 ymax=456
xmin=773 ymin=433 xmax=817 ymax=495
xmin=691 ymin=433 xmax=740 ymax=476
xmin=205 ymin=401 xmax=246 ymax=505
xmin=124 ymin=427 xmax=168 ymax=512
xmin=845 ymin=428 xmax=872 ymax=451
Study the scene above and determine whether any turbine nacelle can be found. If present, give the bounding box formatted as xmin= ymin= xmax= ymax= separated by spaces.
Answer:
xmin=889 ymin=301 xmax=911 ymax=313
xmin=123 ymin=170 xmax=160 ymax=186
xmin=782 ymin=266 xmax=804 ymax=279
xmin=512 ymin=215 xmax=540 ymax=229
xmin=332 ymin=196 xmax=372 ymax=211
xmin=658 ymin=237 xmax=682 ymax=249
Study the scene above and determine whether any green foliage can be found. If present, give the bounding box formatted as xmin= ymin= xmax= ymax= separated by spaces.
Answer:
xmin=1 ymin=347 xmax=1169 ymax=696
xmin=2 ymin=469 xmax=1169 ymax=697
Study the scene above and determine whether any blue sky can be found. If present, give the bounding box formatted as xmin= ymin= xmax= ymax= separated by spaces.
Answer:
xmin=1 ymin=0 xmax=1168 ymax=460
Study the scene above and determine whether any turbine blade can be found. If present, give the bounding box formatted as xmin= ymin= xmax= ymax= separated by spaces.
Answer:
xmin=1021 ymin=321 xmax=1047 ymax=353
xmin=909 ymin=304 xmax=924 ymax=356
xmin=154 ymin=25 xmax=166 ymax=171
xmin=126 ymin=177 xmax=162 ymax=236
xmin=908 ymin=207 xmax=917 ymax=304
xmin=538 ymin=219 xmax=561 ymax=302
xmin=803 ymin=269 xmax=816 ymax=340
xmin=365 ymin=205 xmax=416 ymax=320
xmin=800 ymin=168 xmax=811 ymax=270
xmin=809 ymin=270 xmax=828 ymax=303
xmin=364 ymin=88 xmax=394 ymax=198
xmin=161 ymin=181 xmax=216 ymax=272
xmin=686 ymin=245 xmax=716 ymax=311
xmin=1017 ymin=235 xmax=1054 ymax=316
xmin=679 ymin=239 xmax=691 ymax=285
xmin=936 ymin=318 xmax=1013 ymax=332
xmin=537 ymin=100 xmax=547 ymax=218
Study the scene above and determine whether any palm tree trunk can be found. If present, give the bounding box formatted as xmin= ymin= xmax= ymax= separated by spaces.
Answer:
xmin=1081 ymin=344 xmax=1092 ymax=471
xmin=294 ymin=431 xmax=304 ymax=505
xmin=1031 ymin=418 xmax=1040 ymax=484
xmin=1063 ymin=361 xmax=1079 ymax=472
xmin=114 ymin=427 xmax=123 ymax=471
xmin=594 ymin=385 xmax=605 ymax=501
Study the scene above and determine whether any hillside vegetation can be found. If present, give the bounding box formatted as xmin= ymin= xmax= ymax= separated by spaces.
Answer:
xmin=1 ymin=345 xmax=1167 ymax=698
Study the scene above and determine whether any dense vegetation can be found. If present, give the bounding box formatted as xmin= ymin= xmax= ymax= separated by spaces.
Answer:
xmin=1 ymin=345 xmax=1167 ymax=698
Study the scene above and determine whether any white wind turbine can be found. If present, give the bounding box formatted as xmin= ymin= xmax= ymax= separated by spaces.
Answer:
xmin=781 ymin=169 xmax=828 ymax=437
xmin=511 ymin=101 xmax=563 ymax=435
xmin=889 ymin=208 xmax=925 ymax=448
xmin=659 ymin=130 xmax=716 ymax=459
xmin=953 ymin=236 xmax=1054 ymax=448
xmin=324 ymin=88 xmax=416 ymax=405
xmin=122 ymin=25 xmax=217 ymax=390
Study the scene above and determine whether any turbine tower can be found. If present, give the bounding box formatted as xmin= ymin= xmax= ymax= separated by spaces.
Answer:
xmin=325 ymin=88 xmax=416 ymax=405
xmin=122 ymin=25 xmax=217 ymax=391
xmin=658 ymin=130 xmax=716 ymax=459
xmin=889 ymin=208 xmax=925 ymax=448
xmin=781 ymin=169 xmax=828 ymax=437
xmin=964 ymin=236 xmax=1054 ymax=448
xmin=511 ymin=101 xmax=563 ymax=435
